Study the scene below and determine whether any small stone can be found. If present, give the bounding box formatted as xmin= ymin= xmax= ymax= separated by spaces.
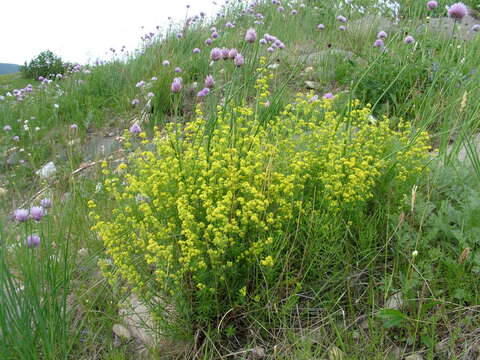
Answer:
xmin=404 ymin=353 xmax=423 ymax=360
xmin=78 ymin=248 xmax=89 ymax=257
xmin=113 ymin=324 xmax=132 ymax=341
xmin=251 ymin=346 xmax=266 ymax=359
xmin=385 ymin=292 xmax=403 ymax=310
xmin=36 ymin=161 xmax=56 ymax=179
xmin=0 ymin=187 xmax=6 ymax=196
xmin=328 ymin=345 xmax=345 ymax=360
xmin=304 ymin=81 xmax=320 ymax=89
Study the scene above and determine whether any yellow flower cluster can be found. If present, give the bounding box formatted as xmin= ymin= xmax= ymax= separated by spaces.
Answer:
xmin=91 ymin=65 xmax=430 ymax=321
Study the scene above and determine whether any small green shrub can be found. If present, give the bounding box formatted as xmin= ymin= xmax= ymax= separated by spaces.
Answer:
xmin=91 ymin=60 xmax=430 ymax=338
xmin=20 ymin=50 xmax=65 ymax=79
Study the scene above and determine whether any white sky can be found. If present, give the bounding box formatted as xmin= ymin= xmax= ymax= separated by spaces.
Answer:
xmin=1 ymin=0 xmax=221 ymax=65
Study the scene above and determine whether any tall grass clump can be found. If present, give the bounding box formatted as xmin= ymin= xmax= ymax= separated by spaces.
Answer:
xmin=91 ymin=58 xmax=431 ymax=343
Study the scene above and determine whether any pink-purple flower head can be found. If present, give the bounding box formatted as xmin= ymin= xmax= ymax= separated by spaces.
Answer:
xmin=14 ymin=209 xmax=29 ymax=222
xmin=26 ymin=234 xmax=41 ymax=248
xmin=176 ymin=32 xmax=183 ymax=39
xmin=12 ymin=135 xmax=19 ymax=142
xmin=40 ymin=198 xmax=52 ymax=209
xmin=136 ymin=80 xmax=145 ymax=88
xmin=317 ymin=24 xmax=325 ymax=30
xmin=129 ymin=122 xmax=142 ymax=134
xmin=228 ymin=48 xmax=239 ymax=59
xmin=3 ymin=125 xmax=12 ymax=131
xmin=323 ymin=92 xmax=334 ymax=99
xmin=226 ymin=22 xmax=235 ymax=28
xmin=377 ymin=30 xmax=388 ymax=39
xmin=259 ymin=38 xmax=267 ymax=45
xmin=151 ymin=76 xmax=158 ymax=81
xmin=70 ymin=123 xmax=78 ymax=131
xmin=245 ymin=28 xmax=257 ymax=43
xmin=131 ymin=98 xmax=140 ymax=106
xmin=171 ymin=77 xmax=182 ymax=93
xmin=147 ymin=92 xmax=155 ymax=98
xmin=277 ymin=6 xmax=284 ymax=12
xmin=404 ymin=35 xmax=415 ymax=44
xmin=291 ymin=9 xmax=298 ymax=15
xmin=193 ymin=48 xmax=201 ymax=54
xmin=205 ymin=38 xmax=213 ymax=45
xmin=427 ymin=0 xmax=438 ymax=9
xmin=373 ymin=39 xmax=384 ymax=47
xmin=211 ymin=47 xmax=222 ymax=61
xmin=162 ymin=60 xmax=170 ymax=66
xmin=197 ymin=87 xmax=210 ymax=98
xmin=211 ymin=31 xmax=219 ymax=39
xmin=174 ymin=67 xmax=182 ymax=73
xmin=30 ymin=206 xmax=44 ymax=221
xmin=221 ymin=48 xmax=230 ymax=59
xmin=205 ymin=75 xmax=215 ymax=88
xmin=339 ymin=25 xmax=346 ymax=31
xmin=336 ymin=15 xmax=347 ymax=23
xmin=448 ymin=2 xmax=468 ymax=20
xmin=267 ymin=47 xmax=275 ymax=53
xmin=234 ymin=54 xmax=245 ymax=66
xmin=473 ymin=24 xmax=480 ymax=32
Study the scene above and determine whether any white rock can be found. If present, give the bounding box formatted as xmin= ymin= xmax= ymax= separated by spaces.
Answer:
xmin=36 ymin=161 xmax=56 ymax=179
xmin=112 ymin=324 xmax=132 ymax=341
xmin=119 ymin=294 xmax=156 ymax=346
xmin=405 ymin=353 xmax=423 ymax=360
xmin=385 ymin=292 xmax=403 ymax=310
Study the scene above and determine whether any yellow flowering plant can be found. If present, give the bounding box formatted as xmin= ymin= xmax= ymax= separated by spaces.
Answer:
xmin=91 ymin=62 xmax=430 ymax=331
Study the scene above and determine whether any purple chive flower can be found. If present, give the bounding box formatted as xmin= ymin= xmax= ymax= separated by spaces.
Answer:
xmin=205 ymin=38 xmax=213 ymax=45
xmin=30 ymin=206 xmax=44 ymax=221
xmin=473 ymin=24 xmax=480 ymax=32
xmin=175 ymin=67 xmax=182 ymax=73
xmin=259 ymin=38 xmax=267 ymax=45
xmin=226 ymin=22 xmax=235 ymax=28
xmin=373 ymin=39 xmax=384 ymax=47
xmin=197 ymin=87 xmax=210 ymax=98
xmin=339 ymin=25 xmax=346 ymax=31
xmin=323 ymin=92 xmax=334 ymax=99
xmin=147 ymin=92 xmax=155 ymax=98
xmin=136 ymin=80 xmax=145 ymax=88
xmin=171 ymin=77 xmax=182 ymax=93
xmin=70 ymin=124 xmax=78 ymax=130
xmin=211 ymin=31 xmax=219 ymax=39
xmin=131 ymin=98 xmax=140 ymax=106
xmin=40 ymin=198 xmax=52 ymax=208
xmin=234 ymin=54 xmax=245 ymax=66
xmin=205 ymin=75 xmax=215 ymax=88
xmin=221 ymin=48 xmax=230 ymax=59
xmin=427 ymin=0 xmax=438 ymax=9
xmin=151 ymin=76 xmax=158 ymax=81
xmin=210 ymin=47 xmax=222 ymax=61
xmin=12 ymin=136 xmax=19 ymax=142
xmin=267 ymin=47 xmax=275 ymax=53
xmin=448 ymin=2 xmax=468 ymax=20
xmin=404 ymin=35 xmax=415 ymax=44
xmin=176 ymin=32 xmax=183 ymax=38
xmin=162 ymin=60 xmax=170 ymax=66
xmin=291 ymin=9 xmax=297 ymax=15
xmin=278 ymin=6 xmax=284 ymax=12
xmin=245 ymin=28 xmax=257 ymax=43
xmin=336 ymin=15 xmax=347 ymax=23
xmin=26 ymin=234 xmax=41 ymax=248
xmin=193 ymin=48 xmax=201 ymax=54
xmin=129 ymin=122 xmax=141 ymax=134
xmin=377 ymin=30 xmax=388 ymax=39
xmin=228 ymin=48 xmax=239 ymax=59
xmin=317 ymin=24 xmax=325 ymax=30
xmin=14 ymin=209 xmax=29 ymax=222
xmin=3 ymin=125 xmax=12 ymax=131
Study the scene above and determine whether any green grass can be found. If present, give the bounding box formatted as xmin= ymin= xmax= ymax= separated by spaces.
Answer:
xmin=1 ymin=0 xmax=480 ymax=359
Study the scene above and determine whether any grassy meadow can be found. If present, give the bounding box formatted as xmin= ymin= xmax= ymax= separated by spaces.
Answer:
xmin=1 ymin=0 xmax=480 ymax=359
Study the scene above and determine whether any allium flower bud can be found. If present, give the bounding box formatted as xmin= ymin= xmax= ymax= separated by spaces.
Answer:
xmin=162 ymin=60 xmax=170 ymax=66
xmin=404 ymin=35 xmax=415 ymax=44
xmin=40 ymin=198 xmax=52 ymax=208
xmin=323 ymin=92 xmax=334 ymax=99
xmin=14 ymin=209 xmax=29 ymax=222
xmin=234 ymin=54 xmax=245 ymax=66
xmin=129 ymin=122 xmax=141 ymax=134
xmin=245 ymin=28 xmax=257 ymax=43
xmin=171 ymin=77 xmax=182 ymax=93
xmin=26 ymin=234 xmax=41 ymax=248
xmin=228 ymin=48 xmax=238 ymax=59
xmin=131 ymin=98 xmax=140 ymax=106
xmin=30 ymin=206 xmax=44 ymax=221
xmin=205 ymin=38 xmax=213 ymax=45
xmin=427 ymin=0 xmax=438 ymax=9
xmin=448 ymin=2 xmax=468 ymax=20
xmin=373 ymin=39 xmax=384 ymax=47
xmin=377 ymin=30 xmax=388 ymax=39
xmin=336 ymin=15 xmax=347 ymax=23
xmin=197 ymin=87 xmax=210 ymax=98
xmin=205 ymin=75 xmax=215 ymax=88
xmin=193 ymin=48 xmax=201 ymax=54
xmin=210 ymin=47 xmax=222 ymax=61
xmin=317 ymin=24 xmax=325 ymax=30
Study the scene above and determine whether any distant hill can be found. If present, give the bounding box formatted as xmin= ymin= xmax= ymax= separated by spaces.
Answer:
xmin=0 ymin=63 xmax=19 ymax=75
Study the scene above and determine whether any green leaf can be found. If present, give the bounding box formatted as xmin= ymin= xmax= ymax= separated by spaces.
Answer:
xmin=376 ymin=309 xmax=407 ymax=328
